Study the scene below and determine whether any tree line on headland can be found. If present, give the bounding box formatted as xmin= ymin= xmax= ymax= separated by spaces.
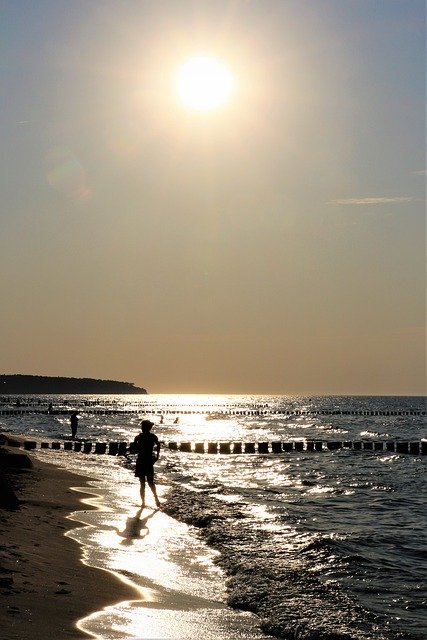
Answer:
xmin=0 ymin=375 xmax=147 ymax=395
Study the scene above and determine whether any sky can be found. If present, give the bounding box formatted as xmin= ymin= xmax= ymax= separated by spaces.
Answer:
xmin=0 ymin=0 xmax=425 ymax=395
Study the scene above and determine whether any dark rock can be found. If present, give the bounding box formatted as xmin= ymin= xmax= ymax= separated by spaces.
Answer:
xmin=0 ymin=447 xmax=33 ymax=469
xmin=0 ymin=473 xmax=19 ymax=509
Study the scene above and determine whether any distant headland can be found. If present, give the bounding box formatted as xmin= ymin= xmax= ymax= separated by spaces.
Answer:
xmin=0 ymin=375 xmax=147 ymax=395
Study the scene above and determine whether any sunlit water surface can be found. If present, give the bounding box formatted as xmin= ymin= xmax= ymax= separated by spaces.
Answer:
xmin=1 ymin=394 xmax=425 ymax=639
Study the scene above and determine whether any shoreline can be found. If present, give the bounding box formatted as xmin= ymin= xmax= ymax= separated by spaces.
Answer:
xmin=0 ymin=441 xmax=261 ymax=640
xmin=0 ymin=446 xmax=138 ymax=640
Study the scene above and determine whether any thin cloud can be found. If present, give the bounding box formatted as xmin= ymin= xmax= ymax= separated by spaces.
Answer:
xmin=327 ymin=196 xmax=418 ymax=205
xmin=413 ymin=169 xmax=426 ymax=175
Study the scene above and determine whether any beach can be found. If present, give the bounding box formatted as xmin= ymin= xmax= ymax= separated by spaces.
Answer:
xmin=0 ymin=437 xmax=268 ymax=640
xmin=0 ymin=445 xmax=138 ymax=640
xmin=0 ymin=395 xmax=425 ymax=640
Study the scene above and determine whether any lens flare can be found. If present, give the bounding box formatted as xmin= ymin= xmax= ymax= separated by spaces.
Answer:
xmin=45 ymin=146 xmax=89 ymax=199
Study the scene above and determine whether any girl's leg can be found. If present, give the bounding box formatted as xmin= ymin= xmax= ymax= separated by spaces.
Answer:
xmin=139 ymin=479 xmax=146 ymax=506
xmin=148 ymin=481 xmax=160 ymax=507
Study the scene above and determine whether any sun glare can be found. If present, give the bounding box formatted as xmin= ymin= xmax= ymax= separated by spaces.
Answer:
xmin=175 ymin=56 xmax=234 ymax=112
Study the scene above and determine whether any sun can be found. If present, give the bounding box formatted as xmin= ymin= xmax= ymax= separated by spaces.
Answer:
xmin=175 ymin=56 xmax=234 ymax=112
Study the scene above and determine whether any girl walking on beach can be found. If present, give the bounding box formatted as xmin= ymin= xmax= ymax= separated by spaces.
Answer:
xmin=133 ymin=419 xmax=161 ymax=508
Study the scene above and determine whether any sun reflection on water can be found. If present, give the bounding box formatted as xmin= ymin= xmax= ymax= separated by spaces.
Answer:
xmin=60 ymin=468 xmax=264 ymax=640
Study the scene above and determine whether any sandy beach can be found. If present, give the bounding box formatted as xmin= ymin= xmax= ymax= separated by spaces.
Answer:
xmin=0 ymin=442 xmax=138 ymax=640
xmin=1 ymin=393 xmax=425 ymax=640
xmin=0 ymin=438 xmax=266 ymax=640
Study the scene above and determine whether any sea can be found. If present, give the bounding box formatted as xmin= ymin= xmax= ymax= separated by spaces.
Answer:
xmin=1 ymin=394 xmax=426 ymax=640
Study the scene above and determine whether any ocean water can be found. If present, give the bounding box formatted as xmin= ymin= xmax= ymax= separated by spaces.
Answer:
xmin=1 ymin=394 xmax=426 ymax=640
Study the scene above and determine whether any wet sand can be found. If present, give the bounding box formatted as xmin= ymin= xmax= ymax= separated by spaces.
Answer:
xmin=0 ymin=439 xmax=268 ymax=640
xmin=0 ymin=445 xmax=138 ymax=640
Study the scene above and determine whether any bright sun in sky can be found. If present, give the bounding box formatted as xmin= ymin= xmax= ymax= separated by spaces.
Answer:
xmin=175 ymin=56 xmax=234 ymax=111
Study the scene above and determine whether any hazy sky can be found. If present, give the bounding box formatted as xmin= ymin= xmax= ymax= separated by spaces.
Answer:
xmin=1 ymin=0 xmax=425 ymax=395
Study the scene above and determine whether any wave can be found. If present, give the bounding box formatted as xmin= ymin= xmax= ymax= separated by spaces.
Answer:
xmin=163 ymin=484 xmax=421 ymax=640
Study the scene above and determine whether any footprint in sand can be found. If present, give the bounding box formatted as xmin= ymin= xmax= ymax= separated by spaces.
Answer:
xmin=7 ymin=606 xmax=20 ymax=614
xmin=0 ymin=577 xmax=13 ymax=587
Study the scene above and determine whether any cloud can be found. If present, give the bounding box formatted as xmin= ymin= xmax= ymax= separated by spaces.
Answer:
xmin=413 ymin=169 xmax=426 ymax=175
xmin=327 ymin=196 xmax=418 ymax=205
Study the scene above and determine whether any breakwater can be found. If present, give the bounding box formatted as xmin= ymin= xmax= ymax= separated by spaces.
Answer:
xmin=0 ymin=407 xmax=425 ymax=417
xmin=2 ymin=437 xmax=425 ymax=455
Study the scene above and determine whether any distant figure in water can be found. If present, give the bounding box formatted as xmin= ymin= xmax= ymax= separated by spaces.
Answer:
xmin=70 ymin=411 xmax=78 ymax=439
xmin=133 ymin=419 xmax=161 ymax=508
xmin=173 ymin=416 xmax=179 ymax=424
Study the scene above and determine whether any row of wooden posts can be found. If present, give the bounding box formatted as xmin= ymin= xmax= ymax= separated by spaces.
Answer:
xmin=0 ymin=408 xmax=425 ymax=417
xmin=3 ymin=438 xmax=426 ymax=455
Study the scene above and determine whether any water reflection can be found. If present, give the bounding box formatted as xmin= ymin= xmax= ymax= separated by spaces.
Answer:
xmin=116 ymin=507 xmax=159 ymax=546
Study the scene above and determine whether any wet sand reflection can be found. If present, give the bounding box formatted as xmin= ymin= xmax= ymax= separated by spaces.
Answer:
xmin=116 ymin=507 xmax=159 ymax=546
